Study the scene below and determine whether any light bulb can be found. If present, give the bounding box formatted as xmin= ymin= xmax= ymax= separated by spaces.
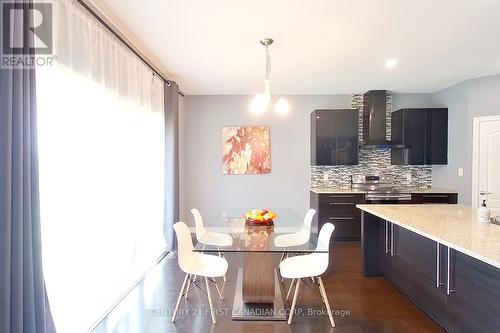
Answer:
xmin=250 ymin=94 xmax=268 ymax=115
xmin=275 ymin=97 xmax=290 ymax=115
xmin=385 ymin=58 xmax=398 ymax=69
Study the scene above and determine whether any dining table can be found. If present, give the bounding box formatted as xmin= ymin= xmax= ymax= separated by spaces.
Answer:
xmin=192 ymin=208 xmax=327 ymax=321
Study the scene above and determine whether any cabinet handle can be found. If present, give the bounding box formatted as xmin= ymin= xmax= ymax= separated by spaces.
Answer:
xmin=385 ymin=221 xmax=389 ymax=254
xmin=422 ymin=195 xmax=449 ymax=198
xmin=436 ymin=243 xmax=443 ymax=288
xmin=390 ymin=223 xmax=395 ymax=257
xmin=446 ymin=247 xmax=454 ymax=295
xmin=329 ymin=202 xmax=355 ymax=206
xmin=329 ymin=195 xmax=354 ymax=198
xmin=329 ymin=217 xmax=354 ymax=220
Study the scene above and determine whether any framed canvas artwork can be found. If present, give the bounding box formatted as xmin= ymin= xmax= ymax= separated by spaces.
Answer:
xmin=222 ymin=126 xmax=271 ymax=174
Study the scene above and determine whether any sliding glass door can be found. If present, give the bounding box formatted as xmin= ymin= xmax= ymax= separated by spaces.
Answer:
xmin=36 ymin=1 xmax=167 ymax=331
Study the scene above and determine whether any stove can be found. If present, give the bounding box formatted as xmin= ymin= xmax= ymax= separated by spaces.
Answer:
xmin=351 ymin=174 xmax=412 ymax=203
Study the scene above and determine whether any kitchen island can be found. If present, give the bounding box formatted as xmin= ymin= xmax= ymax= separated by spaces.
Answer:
xmin=357 ymin=204 xmax=500 ymax=332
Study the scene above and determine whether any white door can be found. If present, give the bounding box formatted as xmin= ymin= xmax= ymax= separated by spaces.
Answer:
xmin=472 ymin=116 xmax=500 ymax=217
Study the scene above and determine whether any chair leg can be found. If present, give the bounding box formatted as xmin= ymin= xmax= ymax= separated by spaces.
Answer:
xmin=218 ymin=250 xmax=227 ymax=282
xmin=318 ymin=276 xmax=335 ymax=328
xmin=172 ymin=273 xmax=189 ymax=323
xmin=184 ymin=274 xmax=191 ymax=299
xmin=205 ymin=277 xmax=217 ymax=324
xmin=214 ymin=278 xmax=224 ymax=300
xmin=286 ymin=278 xmax=296 ymax=301
xmin=281 ymin=253 xmax=289 ymax=283
xmin=288 ymin=278 xmax=301 ymax=325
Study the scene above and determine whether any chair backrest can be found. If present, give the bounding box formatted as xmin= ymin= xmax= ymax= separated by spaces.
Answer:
xmin=316 ymin=222 xmax=335 ymax=251
xmin=190 ymin=208 xmax=206 ymax=242
xmin=294 ymin=208 xmax=316 ymax=244
xmin=302 ymin=208 xmax=316 ymax=232
xmin=173 ymin=222 xmax=195 ymax=272
xmin=307 ymin=222 xmax=335 ymax=275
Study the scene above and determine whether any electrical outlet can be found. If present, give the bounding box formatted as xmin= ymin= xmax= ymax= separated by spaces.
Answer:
xmin=458 ymin=168 xmax=464 ymax=177
xmin=406 ymin=174 xmax=412 ymax=182
xmin=323 ymin=173 xmax=329 ymax=181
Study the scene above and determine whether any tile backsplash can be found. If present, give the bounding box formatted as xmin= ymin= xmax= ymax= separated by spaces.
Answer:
xmin=310 ymin=94 xmax=432 ymax=189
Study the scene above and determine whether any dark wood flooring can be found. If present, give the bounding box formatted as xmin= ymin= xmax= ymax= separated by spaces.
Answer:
xmin=93 ymin=242 xmax=443 ymax=333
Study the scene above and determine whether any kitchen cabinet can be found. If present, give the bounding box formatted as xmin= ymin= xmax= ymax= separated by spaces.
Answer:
xmin=446 ymin=250 xmax=500 ymax=333
xmin=311 ymin=192 xmax=364 ymax=240
xmin=311 ymin=109 xmax=359 ymax=165
xmin=412 ymin=193 xmax=458 ymax=204
xmin=409 ymin=234 xmax=447 ymax=328
xmin=391 ymin=108 xmax=448 ymax=165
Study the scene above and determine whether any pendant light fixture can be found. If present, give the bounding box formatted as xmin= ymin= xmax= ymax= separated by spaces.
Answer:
xmin=250 ymin=38 xmax=290 ymax=115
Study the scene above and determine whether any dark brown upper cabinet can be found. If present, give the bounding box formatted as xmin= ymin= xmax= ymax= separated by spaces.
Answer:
xmin=311 ymin=109 xmax=359 ymax=165
xmin=391 ymin=108 xmax=448 ymax=165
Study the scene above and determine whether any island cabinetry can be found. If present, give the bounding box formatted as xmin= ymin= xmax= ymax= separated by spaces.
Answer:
xmin=446 ymin=250 xmax=500 ymax=333
xmin=409 ymin=233 xmax=447 ymax=328
xmin=391 ymin=225 xmax=411 ymax=296
xmin=361 ymin=210 xmax=500 ymax=332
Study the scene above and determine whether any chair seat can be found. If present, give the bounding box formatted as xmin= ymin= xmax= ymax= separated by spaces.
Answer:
xmin=274 ymin=232 xmax=308 ymax=248
xmin=279 ymin=253 xmax=327 ymax=279
xmin=199 ymin=231 xmax=233 ymax=247
xmin=181 ymin=253 xmax=228 ymax=277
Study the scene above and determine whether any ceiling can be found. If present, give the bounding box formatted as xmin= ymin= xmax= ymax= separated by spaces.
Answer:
xmin=100 ymin=0 xmax=500 ymax=95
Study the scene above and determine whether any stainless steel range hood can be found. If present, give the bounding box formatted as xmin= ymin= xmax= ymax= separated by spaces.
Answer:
xmin=361 ymin=90 xmax=404 ymax=149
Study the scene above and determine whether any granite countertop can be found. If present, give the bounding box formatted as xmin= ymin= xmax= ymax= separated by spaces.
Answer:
xmin=310 ymin=187 xmax=458 ymax=194
xmin=356 ymin=204 xmax=500 ymax=269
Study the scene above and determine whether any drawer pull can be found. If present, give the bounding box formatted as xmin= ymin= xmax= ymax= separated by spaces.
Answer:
xmin=447 ymin=247 xmax=454 ymax=295
xmin=422 ymin=195 xmax=449 ymax=198
xmin=390 ymin=223 xmax=394 ymax=257
xmin=329 ymin=217 xmax=354 ymax=220
xmin=385 ymin=221 xmax=389 ymax=254
xmin=436 ymin=243 xmax=443 ymax=288
xmin=329 ymin=202 xmax=355 ymax=206
xmin=328 ymin=195 xmax=354 ymax=198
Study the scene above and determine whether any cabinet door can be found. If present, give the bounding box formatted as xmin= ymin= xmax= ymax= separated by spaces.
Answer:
xmin=426 ymin=108 xmax=448 ymax=165
xmin=410 ymin=234 xmax=447 ymax=327
xmin=391 ymin=225 xmax=411 ymax=295
xmin=403 ymin=109 xmax=426 ymax=165
xmin=311 ymin=110 xmax=337 ymax=165
xmin=377 ymin=220 xmax=392 ymax=278
xmin=335 ymin=110 xmax=359 ymax=165
xmin=447 ymin=251 xmax=500 ymax=332
xmin=311 ymin=110 xmax=358 ymax=165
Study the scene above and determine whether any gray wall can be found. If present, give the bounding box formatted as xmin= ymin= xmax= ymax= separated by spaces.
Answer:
xmin=180 ymin=93 xmax=433 ymax=226
xmin=431 ymin=74 xmax=500 ymax=204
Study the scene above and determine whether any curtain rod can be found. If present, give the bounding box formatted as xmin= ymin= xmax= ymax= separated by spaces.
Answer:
xmin=76 ymin=0 xmax=185 ymax=97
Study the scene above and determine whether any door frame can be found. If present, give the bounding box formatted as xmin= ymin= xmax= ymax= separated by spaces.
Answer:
xmin=472 ymin=115 xmax=500 ymax=207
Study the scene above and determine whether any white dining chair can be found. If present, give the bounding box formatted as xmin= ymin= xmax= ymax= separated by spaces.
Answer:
xmin=279 ymin=222 xmax=336 ymax=327
xmin=191 ymin=208 xmax=233 ymax=281
xmin=171 ymin=222 xmax=228 ymax=324
xmin=274 ymin=209 xmax=316 ymax=281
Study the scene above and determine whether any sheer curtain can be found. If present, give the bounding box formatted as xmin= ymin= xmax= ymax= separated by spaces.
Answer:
xmin=36 ymin=1 xmax=166 ymax=332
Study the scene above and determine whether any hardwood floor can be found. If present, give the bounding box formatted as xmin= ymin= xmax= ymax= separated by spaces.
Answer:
xmin=93 ymin=242 xmax=443 ymax=333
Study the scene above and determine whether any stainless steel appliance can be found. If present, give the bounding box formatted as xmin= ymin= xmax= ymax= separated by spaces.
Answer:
xmin=351 ymin=174 xmax=412 ymax=203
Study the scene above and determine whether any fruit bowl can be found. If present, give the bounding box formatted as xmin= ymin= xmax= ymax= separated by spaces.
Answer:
xmin=244 ymin=209 xmax=277 ymax=226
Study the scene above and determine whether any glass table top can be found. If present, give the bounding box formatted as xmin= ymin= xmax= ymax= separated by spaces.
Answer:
xmin=193 ymin=208 xmax=327 ymax=253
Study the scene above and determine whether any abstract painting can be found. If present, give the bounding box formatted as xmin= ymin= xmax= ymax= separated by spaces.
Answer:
xmin=222 ymin=126 xmax=271 ymax=174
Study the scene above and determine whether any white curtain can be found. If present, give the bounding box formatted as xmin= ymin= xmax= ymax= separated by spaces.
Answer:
xmin=36 ymin=1 xmax=166 ymax=332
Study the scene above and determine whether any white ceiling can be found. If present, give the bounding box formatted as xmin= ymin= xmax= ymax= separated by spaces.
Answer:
xmin=100 ymin=0 xmax=500 ymax=95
